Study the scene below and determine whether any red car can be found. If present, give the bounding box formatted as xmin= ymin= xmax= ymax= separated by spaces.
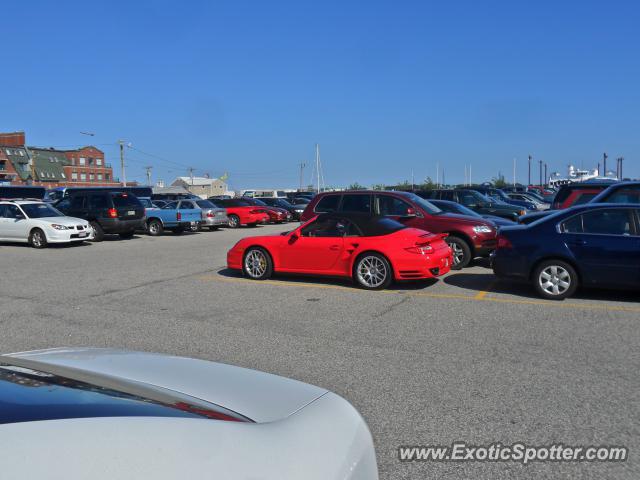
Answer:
xmin=227 ymin=213 xmax=453 ymax=289
xmin=214 ymin=198 xmax=269 ymax=228
xmin=241 ymin=198 xmax=292 ymax=223
xmin=300 ymin=190 xmax=496 ymax=269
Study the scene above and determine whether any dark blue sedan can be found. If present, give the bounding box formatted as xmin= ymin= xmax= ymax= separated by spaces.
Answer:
xmin=492 ymin=204 xmax=640 ymax=299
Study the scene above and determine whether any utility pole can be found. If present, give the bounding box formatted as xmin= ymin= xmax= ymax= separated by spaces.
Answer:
xmin=442 ymin=169 xmax=445 ymax=187
xmin=188 ymin=167 xmax=195 ymax=185
xmin=603 ymin=152 xmax=608 ymax=177
xmin=528 ymin=155 xmax=532 ymax=186
xmin=118 ymin=140 xmax=126 ymax=186
xmin=145 ymin=166 xmax=153 ymax=186
xmin=617 ymin=156 xmax=624 ymax=180
xmin=298 ymin=162 xmax=306 ymax=192
xmin=544 ymin=163 xmax=548 ymax=187
xmin=539 ymin=160 xmax=543 ymax=187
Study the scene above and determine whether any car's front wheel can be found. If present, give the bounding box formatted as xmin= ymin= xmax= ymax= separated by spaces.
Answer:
xmin=533 ymin=260 xmax=578 ymax=300
xmin=29 ymin=228 xmax=47 ymax=249
xmin=353 ymin=253 xmax=393 ymax=290
xmin=242 ymin=247 xmax=273 ymax=280
xmin=446 ymin=236 xmax=471 ymax=269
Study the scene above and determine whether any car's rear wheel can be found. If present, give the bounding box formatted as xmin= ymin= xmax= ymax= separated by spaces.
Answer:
xmin=29 ymin=228 xmax=47 ymax=249
xmin=353 ymin=253 xmax=393 ymax=290
xmin=446 ymin=236 xmax=471 ymax=269
xmin=228 ymin=214 xmax=240 ymax=228
xmin=90 ymin=221 xmax=104 ymax=242
xmin=243 ymin=247 xmax=273 ymax=280
xmin=147 ymin=219 xmax=163 ymax=236
xmin=533 ymin=260 xmax=578 ymax=300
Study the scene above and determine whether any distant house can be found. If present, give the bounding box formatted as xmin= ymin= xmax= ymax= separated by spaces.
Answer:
xmin=171 ymin=176 xmax=227 ymax=198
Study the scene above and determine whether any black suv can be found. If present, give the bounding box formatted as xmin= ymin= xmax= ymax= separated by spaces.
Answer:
xmin=419 ymin=189 xmax=525 ymax=221
xmin=55 ymin=190 xmax=145 ymax=241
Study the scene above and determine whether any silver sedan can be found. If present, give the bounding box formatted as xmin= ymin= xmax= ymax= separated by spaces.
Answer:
xmin=0 ymin=348 xmax=378 ymax=480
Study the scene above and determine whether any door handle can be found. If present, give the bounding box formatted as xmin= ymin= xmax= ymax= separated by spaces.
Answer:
xmin=568 ymin=239 xmax=587 ymax=246
xmin=329 ymin=245 xmax=341 ymax=251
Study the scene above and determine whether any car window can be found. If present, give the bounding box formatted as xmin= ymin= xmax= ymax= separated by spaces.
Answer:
xmin=340 ymin=194 xmax=371 ymax=214
xmin=301 ymin=217 xmax=346 ymax=237
xmin=89 ymin=195 xmax=109 ymax=209
xmin=572 ymin=192 xmax=598 ymax=206
xmin=459 ymin=192 xmax=479 ymax=206
xmin=563 ymin=209 xmax=633 ymax=235
xmin=196 ymin=200 xmax=215 ymax=209
xmin=377 ymin=195 xmax=412 ymax=216
xmin=70 ymin=196 xmax=86 ymax=209
xmin=20 ymin=203 xmax=64 ymax=218
xmin=314 ymin=195 xmax=340 ymax=213
xmin=55 ymin=198 xmax=71 ymax=210
xmin=112 ymin=194 xmax=141 ymax=208
xmin=180 ymin=201 xmax=195 ymax=209
xmin=603 ymin=188 xmax=640 ymax=204
xmin=2 ymin=204 xmax=21 ymax=218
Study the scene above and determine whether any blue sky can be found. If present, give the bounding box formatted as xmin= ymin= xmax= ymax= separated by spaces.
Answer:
xmin=2 ymin=0 xmax=638 ymax=189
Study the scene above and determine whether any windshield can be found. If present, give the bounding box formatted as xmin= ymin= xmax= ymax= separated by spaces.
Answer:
xmin=139 ymin=198 xmax=154 ymax=208
xmin=20 ymin=203 xmax=64 ymax=218
xmin=250 ymin=199 xmax=267 ymax=206
xmin=196 ymin=200 xmax=216 ymax=209
xmin=400 ymin=192 xmax=442 ymax=214
xmin=112 ymin=194 xmax=141 ymax=208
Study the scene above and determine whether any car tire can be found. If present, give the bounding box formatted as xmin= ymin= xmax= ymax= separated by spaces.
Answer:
xmin=353 ymin=252 xmax=393 ymax=290
xmin=446 ymin=236 xmax=471 ymax=269
xmin=228 ymin=214 xmax=240 ymax=228
xmin=242 ymin=247 xmax=273 ymax=280
xmin=532 ymin=260 xmax=578 ymax=300
xmin=147 ymin=219 xmax=163 ymax=236
xmin=119 ymin=231 xmax=135 ymax=239
xmin=90 ymin=221 xmax=104 ymax=242
xmin=29 ymin=228 xmax=47 ymax=249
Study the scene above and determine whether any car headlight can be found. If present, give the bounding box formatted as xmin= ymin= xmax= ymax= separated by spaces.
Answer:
xmin=295 ymin=208 xmax=304 ymax=213
xmin=50 ymin=224 xmax=68 ymax=230
xmin=473 ymin=225 xmax=493 ymax=234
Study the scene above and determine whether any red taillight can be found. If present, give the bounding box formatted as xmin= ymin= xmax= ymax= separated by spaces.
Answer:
xmin=177 ymin=212 xmax=182 ymax=221
xmin=107 ymin=208 xmax=118 ymax=218
xmin=405 ymin=243 xmax=434 ymax=255
xmin=207 ymin=212 xmax=214 ymax=218
xmin=496 ymin=235 xmax=513 ymax=249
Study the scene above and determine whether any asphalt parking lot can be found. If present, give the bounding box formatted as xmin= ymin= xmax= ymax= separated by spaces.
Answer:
xmin=1 ymin=224 xmax=638 ymax=479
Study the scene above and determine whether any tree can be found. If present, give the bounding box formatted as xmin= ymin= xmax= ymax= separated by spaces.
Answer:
xmin=492 ymin=173 xmax=507 ymax=188
xmin=347 ymin=182 xmax=366 ymax=190
xmin=420 ymin=176 xmax=436 ymax=190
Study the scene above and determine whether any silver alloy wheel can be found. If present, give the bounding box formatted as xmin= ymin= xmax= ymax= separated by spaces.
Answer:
xmin=539 ymin=265 xmax=571 ymax=296
xmin=31 ymin=230 xmax=44 ymax=248
xmin=149 ymin=221 xmax=161 ymax=234
xmin=229 ymin=216 xmax=239 ymax=228
xmin=356 ymin=256 xmax=388 ymax=288
xmin=450 ymin=242 xmax=464 ymax=265
xmin=244 ymin=249 xmax=267 ymax=278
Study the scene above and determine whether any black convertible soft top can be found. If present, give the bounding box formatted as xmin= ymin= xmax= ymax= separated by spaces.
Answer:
xmin=314 ymin=213 xmax=407 ymax=237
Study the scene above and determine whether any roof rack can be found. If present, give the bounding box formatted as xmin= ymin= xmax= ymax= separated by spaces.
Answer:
xmin=0 ymin=197 xmax=44 ymax=202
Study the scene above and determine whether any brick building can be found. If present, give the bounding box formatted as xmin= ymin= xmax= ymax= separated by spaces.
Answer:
xmin=0 ymin=147 xmax=20 ymax=184
xmin=0 ymin=131 xmax=119 ymax=187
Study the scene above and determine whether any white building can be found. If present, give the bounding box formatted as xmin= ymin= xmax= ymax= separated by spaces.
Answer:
xmin=171 ymin=176 xmax=228 ymax=198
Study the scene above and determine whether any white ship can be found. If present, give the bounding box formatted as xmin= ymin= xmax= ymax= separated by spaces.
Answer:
xmin=548 ymin=165 xmax=617 ymax=187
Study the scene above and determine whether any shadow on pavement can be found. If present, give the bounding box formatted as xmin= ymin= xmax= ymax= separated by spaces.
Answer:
xmin=216 ymin=268 xmax=439 ymax=291
xmin=445 ymin=271 xmax=640 ymax=304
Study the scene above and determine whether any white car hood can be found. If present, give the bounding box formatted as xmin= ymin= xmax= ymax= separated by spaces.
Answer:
xmin=37 ymin=216 xmax=88 ymax=226
xmin=1 ymin=348 xmax=327 ymax=423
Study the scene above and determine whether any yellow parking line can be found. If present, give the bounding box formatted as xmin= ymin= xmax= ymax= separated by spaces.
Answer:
xmin=197 ymin=274 xmax=640 ymax=314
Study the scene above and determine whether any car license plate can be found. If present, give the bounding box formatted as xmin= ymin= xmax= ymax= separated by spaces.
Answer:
xmin=191 ymin=221 xmax=197 ymax=226
xmin=78 ymin=232 xmax=87 ymax=238
xmin=127 ymin=210 xmax=135 ymax=215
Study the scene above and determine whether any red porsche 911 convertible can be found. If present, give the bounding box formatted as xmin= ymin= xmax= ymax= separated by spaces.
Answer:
xmin=227 ymin=213 xmax=453 ymax=289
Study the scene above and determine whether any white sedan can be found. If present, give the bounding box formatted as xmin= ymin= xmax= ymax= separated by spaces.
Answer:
xmin=0 ymin=348 xmax=379 ymax=479
xmin=0 ymin=200 xmax=91 ymax=248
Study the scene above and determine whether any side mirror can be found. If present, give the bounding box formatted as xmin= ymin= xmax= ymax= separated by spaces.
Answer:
xmin=288 ymin=233 xmax=299 ymax=244
xmin=15 ymin=213 xmax=25 ymax=220
xmin=404 ymin=207 xmax=417 ymax=217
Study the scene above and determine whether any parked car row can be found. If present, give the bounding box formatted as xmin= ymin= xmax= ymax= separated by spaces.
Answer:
xmin=228 ymin=182 xmax=639 ymax=301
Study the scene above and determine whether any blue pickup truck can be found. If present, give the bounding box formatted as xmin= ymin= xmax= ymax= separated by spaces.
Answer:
xmin=138 ymin=198 xmax=202 ymax=235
